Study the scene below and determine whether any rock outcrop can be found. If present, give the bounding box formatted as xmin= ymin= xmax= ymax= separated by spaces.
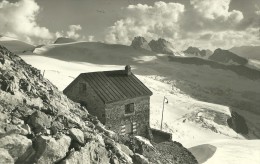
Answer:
xmin=148 ymin=38 xmax=174 ymax=55
xmin=131 ymin=36 xmax=151 ymax=51
xmin=227 ymin=111 xmax=248 ymax=134
xmin=69 ymin=128 xmax=85 ymax=145
xmin=209 ymin=48 xmax=248 ymax=65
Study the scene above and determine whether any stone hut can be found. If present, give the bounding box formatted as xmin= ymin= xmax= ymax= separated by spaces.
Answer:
xmin=63 ymin=65 xmax=153 ymax=137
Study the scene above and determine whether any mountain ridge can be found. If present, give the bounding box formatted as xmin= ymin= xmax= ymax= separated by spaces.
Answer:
xmin=209 ymin=48 xmax=248 ymax=65
xmin=230 ymin=46 xmax=260 ymax=61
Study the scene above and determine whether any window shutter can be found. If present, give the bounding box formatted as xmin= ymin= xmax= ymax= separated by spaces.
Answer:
xmin=121 ymin=125 xmax=126 ymax=135
xmin=133 ymin=122 xmax=137 ymax=133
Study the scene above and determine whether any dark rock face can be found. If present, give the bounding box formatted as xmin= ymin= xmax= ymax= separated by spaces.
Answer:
xmin=148 ymin=38 xmax=174 ymax=55
xmin=133 ymin=153 xmax=149 ymax=164
xmin=209 ymin=48 xmax=248 ymax=65
xmin=227 ymin=111 xmax=248 ymax=134
xmin=184 ymin=47 xmax=212 ymax=57
xmin=131 ymin=36 xmax=151 ymax=51
xmin=27 ymin=111 xmax=52 ymax=134
xmin=54 ymin=37 xmax=76 ymax=44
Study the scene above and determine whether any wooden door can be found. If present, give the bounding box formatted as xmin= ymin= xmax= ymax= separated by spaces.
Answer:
xmin=125 ymin=121 xmax=133 ymax=134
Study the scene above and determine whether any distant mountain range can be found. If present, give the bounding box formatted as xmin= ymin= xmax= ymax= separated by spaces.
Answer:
xmin=183 ymin=47 xmax=212 ymax=58
xmin=131 ymin=36 xmax=185 ymax=56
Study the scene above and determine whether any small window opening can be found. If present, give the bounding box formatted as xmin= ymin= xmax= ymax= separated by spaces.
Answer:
xmin=125 ymin=103 xmax=134 ymax=114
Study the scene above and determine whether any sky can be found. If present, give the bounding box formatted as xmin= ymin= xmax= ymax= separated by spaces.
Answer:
xmin=0 ymin=0 xmax=260 ymax=50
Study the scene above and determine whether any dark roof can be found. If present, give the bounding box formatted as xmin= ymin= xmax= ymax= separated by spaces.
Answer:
xmin=80 ymin=70 xmax=152 ymax=103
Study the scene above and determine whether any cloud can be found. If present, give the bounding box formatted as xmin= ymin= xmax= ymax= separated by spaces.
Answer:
xmin=55 ymin=25 xmax=86 ymax=40
xmin=105 ymin=1 xmax=185 ymax=44
xmin=88 ymin=35 xmax=95 ymax=42
xmin=199 ymin=34 xmax=212 ymax=40
xmin=200 ymin=28 xmax=260 ymax=49
xmin=181 ymin=0 xmax=244 ymax=32
xmin=190 ymin=0 xmax=243 ymax=21
xmin=0 ymin=0 xmax=53 ymax=44
xmin=67 ymin=25 xmax=82 ymax=39
xmin=104 ymin=1 xmax=260 ymax=50
xmin=256 ymin=11 xmax=260 ymax=15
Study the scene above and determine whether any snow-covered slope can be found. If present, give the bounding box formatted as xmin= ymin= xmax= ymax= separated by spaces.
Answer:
xmin=247 ymin=59 xmax=260 ymax=70
xmin=33 ymin=42 xmax=156 ymax=65
xmin=20 ymin=41 xmax=260 ymax=164
xmin=0 ymin=36 xmax=35 ymax=53
xmin=54 ymin=37 xmax=76 ymax=44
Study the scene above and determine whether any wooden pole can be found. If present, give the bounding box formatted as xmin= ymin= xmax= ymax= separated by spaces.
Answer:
xmin=160 ymin=96 xmax=165 ymax=130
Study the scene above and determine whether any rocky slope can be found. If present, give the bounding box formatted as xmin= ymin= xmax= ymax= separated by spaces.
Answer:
xmin=209 ymin=48 xmax=248 ymax=65
xmin=148 ymin=38 xmax=174 ymax=55
xmin=131 ymin=36 xmax=151 ymax=51
xmin=0 ymin=45 xmax=118 ymax=163
xmin=0 ymin=45 xmax=197 ymax=164
xmin=183 ymin=47 xmax=212 ymax=58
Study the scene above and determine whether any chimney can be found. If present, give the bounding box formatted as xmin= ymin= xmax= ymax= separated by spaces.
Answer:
xmin=125 ymin=65 xmax=131 ymax=75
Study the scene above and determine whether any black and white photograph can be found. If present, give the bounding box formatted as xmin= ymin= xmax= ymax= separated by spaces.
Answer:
xmin=0 ymin=0 xmax=260 ymax=163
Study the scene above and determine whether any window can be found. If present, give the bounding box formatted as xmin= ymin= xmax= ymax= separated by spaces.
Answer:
xmin=79 ymin=83 xmax=86 ymax=93
xmin=125 ymin=103 xmax=134 ymax=114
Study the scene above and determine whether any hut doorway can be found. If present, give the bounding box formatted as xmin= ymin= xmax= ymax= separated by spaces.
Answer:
xmin=125 ymin=121 xmax=133 ymax=134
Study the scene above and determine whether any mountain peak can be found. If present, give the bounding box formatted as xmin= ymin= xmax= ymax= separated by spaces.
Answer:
xmin=209 ymin=48 xmax=248 ymax=65
xmin=183 ymin=46 xmax=212 ymax=58
xmin=131 ymin=36 xmax=151 ymax=51
xmin=148 ymin=38 xmax=174 ymax=55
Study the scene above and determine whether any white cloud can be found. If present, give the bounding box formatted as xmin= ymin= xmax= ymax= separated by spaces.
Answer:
xmin=104 ymin=0 xmax=258 ymax=50
xmin=55 ymin=25 xmax=85 ymax=40
xmin=0 ymin=0 xmax=53 ymax=44
xmin=188 ymin=28 xmax=260 ymax=50
xmin=88 ymin=35 xmax=95 ymax=42
xmin=190 ymin=0 xmax=243 ymax=22
xmin=256 ymin=11 xmax=260 ymax=16
xmin=105 ymin=1 xmax=185 ymax=44
xmin=67 ymin=25 xmax=82 ymax=39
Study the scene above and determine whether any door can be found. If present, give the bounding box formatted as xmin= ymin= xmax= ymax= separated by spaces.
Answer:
xmin=125 ymin=121 xmax=133 ymax=134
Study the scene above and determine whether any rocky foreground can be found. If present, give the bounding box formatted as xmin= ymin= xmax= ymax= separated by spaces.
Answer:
xmin=0 ymin=45 xmax=197 ymax=164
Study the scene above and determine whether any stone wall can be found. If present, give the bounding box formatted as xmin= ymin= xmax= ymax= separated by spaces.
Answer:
xmin=64 ymin=77 xmax=151 ymax=137
xmin=63 ymin=77 xmax=106 ymax=123
xmin=105 ymin=96 xmax=150 ymax=137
